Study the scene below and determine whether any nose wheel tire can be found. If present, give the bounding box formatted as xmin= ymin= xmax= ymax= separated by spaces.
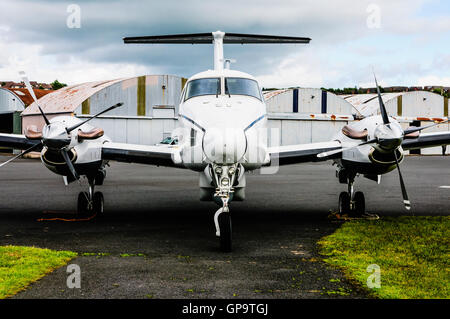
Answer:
xmin=218 ymin=211 xmax=232 ymax=252
xmin=338 ymin=192 xmax=351 ymax=215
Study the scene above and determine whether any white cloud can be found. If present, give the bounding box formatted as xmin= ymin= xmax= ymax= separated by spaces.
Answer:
xmin=0 ymin=41 xmax=153 ymax=84
xmin=0 ymin=0 xmax=448 ymax=88
xmin=416 ymin=75 xmax=450 ymax=87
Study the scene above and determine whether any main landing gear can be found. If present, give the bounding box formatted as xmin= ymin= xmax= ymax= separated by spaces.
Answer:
xmin=212 ymin=164 xmax=239 ymax=252
xmin=77 ymin=177 xmax=104 ymax=216
xmin=338 ymin=173 xmax=365 ymax=217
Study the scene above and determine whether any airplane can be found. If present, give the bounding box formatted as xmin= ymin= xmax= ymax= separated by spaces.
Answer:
xmin=0 ymin=31 xmax=449 ymax=252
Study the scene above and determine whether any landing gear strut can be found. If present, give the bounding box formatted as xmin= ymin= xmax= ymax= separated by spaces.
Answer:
xmin=338 ymin=173 xmax=365 ymax=216
xmin=77 ymin=177 xmax=104 ymax=216
xmin=212 ymin=164 xmax=238 ymax=252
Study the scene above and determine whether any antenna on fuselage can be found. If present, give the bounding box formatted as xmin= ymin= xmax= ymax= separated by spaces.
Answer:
xmin=123 ymin=31 xmax=311 ymax=71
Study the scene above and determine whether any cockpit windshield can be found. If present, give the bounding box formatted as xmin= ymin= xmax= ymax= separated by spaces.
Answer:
xmin=225 ymin=77 xmax=262 ymax=100
xmin=185 ymin=78 xmax=220 ymax=101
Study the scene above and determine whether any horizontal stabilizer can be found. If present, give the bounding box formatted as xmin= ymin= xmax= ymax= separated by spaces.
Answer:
xmin=124 ymin=32 xmax=311 ymax=44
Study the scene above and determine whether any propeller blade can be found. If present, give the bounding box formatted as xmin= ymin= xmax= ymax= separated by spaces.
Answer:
xmin=373 ymin=72 xmax=390 ymax=125
xmin=404 ymin=119 xmax=450 ymax=135
xmin=19 ymin=71 xmax=50 ymax=126
xmin=0 ymin=142 xmax=42 ymax=168
xmin=60 ymin=149 xmax=79 ymax=180
xmin=393 ymin=151 xmax=411 ymax=210
xmin=65 ymin=102 xmax=123 ymax=133
xmin=317 ymin=138 xmax=377 ymax=158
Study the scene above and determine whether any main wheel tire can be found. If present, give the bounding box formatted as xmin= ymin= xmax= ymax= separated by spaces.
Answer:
xmin=93 ymin=192 xmax=104 ymax=215
xmin=338 ymin=192 xmax=351 ymax=215
xmin=94 ymin=171 xmax=105 ymax=186
xmin=353 ymin=191 xmax=365 ymax=216
xmin=218 ymin=212 xmax=232 ymax=252
xmin=77 ymin=192 xmax=89 ymax=214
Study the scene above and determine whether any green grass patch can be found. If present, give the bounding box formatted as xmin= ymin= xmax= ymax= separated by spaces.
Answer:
xmin=318 ymin=216 xmax=449 ymax=299
xmin=0 ymin=245 xmax=77 ymax=299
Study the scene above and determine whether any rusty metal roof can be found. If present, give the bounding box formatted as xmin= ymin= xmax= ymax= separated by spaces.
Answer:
xmin=3 ymin=88 xmax=53 ymax=107
xmin=22 ymin=78 xmax=127 ymax=115
xmin=263 ymin=89 xmax=289 ymax=100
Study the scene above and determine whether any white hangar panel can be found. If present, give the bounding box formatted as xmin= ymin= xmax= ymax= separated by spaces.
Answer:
xmin=266 ymin=119 xmax=282 ymax=147
xmin=126 ymin=119 xmax=141 ymax=144
xmin=264 ymin=90 xmax=292 ymax=113
xmin=297 ymin=88 xmax=320 ymax=113
xmin=89 ymin=79 xmax=139 ymax=116
xmin=311 ymin=120 xmax=346 ymax=143
xmin=0 ymin=88 xmax=25 ymax=113
xmin=401 ymin=91 xmax=444 ymax=117
xmin=326 ymin=92 xmax=355 ymax=115
xmin=138 ymin=119 xmax=153 ymax=145
xmin=348 ymin=91 xmax=446 ymax=118
xmin=280 ymin=120 xmax=312 ymax=146
xmin=112 ymin=119 xmax=128 ymax=143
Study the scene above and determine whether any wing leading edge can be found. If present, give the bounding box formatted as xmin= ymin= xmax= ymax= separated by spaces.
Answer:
xmin=101 ymin=142 xmax=183 ymax=168
xmin=401 ymin=131 xmax=450 ymax=151
xmin=268 ymin=141 xmax=342 ymax=166
xmin=268 ymin=130 xmax=450 ymax=167
xmin=0 ymin=133 xmax=42 ymax=151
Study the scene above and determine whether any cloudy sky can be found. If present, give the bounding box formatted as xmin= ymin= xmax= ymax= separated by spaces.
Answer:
xmin=0 ymin=0 xmax=449 ymax=89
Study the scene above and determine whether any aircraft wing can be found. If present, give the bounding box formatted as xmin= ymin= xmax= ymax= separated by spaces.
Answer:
xmin=0 ymin=133 xmax=43 ymax=151
xmin=267 ymin=141 xmax=342 ymax=166
xmin=101 ymin=142 xmax=183 ymax=168
xmin=402 ymin=131 xmax=450 ymax=151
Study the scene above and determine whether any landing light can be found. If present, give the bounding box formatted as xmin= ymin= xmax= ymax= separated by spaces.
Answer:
xmin=221 ymin=177 xmax=230 ymax=186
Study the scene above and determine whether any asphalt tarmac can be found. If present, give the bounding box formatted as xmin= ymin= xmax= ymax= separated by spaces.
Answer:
xmin=0 ymin=155 xmax=448 ymax=299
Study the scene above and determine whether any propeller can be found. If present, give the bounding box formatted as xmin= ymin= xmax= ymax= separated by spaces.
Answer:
xmin=373 ymin=72 xmax=390 ymax=125
xmin=393 ymin=150 xmax=411 ymax=210
xmin=65 ymin=102 xmax=123 ymax=133
xmin=0 ymin=143 xmax=42 ymax=168
xmin=317 ymin=138 xmax=377 ymax=158
xmin=403 ymin=119 xmax=449 ymax=135
xmin=19 ymin=71 xmax=50 ymax=126
xmin=1 ymin=71 xmax=122 ymax=182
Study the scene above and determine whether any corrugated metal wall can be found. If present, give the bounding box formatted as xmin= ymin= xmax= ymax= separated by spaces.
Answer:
xmin=264 ymin=88 xmax=354 ymax=115
xmin=0 ymin=88 xmax=25 ymax=114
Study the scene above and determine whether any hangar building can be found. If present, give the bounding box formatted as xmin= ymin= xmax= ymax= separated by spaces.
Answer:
xmin=0 ymin=87 xmax=52 ymax=135
xmin=23 ymin=75 xmax=186 ymax=145
xmin=263 ymin=88 xmax=357 ymax=146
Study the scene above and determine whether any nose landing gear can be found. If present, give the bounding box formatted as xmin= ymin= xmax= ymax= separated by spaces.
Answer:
xmin=214 ymin=200 xmax=232 ymax=252
xmin=212 ymin=164 xmax=238 ymax=252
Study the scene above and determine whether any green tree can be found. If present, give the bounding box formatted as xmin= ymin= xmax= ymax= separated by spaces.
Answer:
xmin=50 ymin=79 xmax=67 ymax=90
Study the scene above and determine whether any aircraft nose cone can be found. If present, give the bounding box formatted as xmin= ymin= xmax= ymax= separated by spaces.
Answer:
xmin=202 ymin=128 xmax=247 ymax=164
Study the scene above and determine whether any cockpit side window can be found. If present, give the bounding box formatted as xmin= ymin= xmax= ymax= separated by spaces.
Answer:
xmin=184 ymin=78 xmax=221 ymax=101
xmin=225 ymin=78 xmax=262 ymax=101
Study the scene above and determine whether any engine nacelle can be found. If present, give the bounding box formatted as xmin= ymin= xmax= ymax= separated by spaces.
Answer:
xmin=41 ymin=147 xmax=77 ymax=176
